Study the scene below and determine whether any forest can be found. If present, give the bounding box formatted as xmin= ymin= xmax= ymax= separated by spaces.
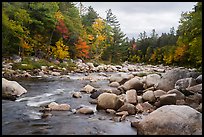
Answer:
xmin=2 ymin=2 xmax=202 ymax=70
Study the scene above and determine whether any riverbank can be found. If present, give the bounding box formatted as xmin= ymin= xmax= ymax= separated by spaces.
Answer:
xmin=2 ymin=56 xmax=200 ymax=80
xmin=2 ymin=56 xmax=202 ymax=135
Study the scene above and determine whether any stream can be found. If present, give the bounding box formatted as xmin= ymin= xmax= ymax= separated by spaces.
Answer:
xmin=2 ymin=73 xmax=139 ymax=135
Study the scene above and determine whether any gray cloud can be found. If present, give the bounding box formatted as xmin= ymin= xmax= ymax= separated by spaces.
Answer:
xmin=79 ymin=2 xmax=196 ymax=39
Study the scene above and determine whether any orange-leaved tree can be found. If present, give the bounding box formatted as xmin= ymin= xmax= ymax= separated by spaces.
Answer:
xmin=75 ymin=37 xmax=90 ymax=59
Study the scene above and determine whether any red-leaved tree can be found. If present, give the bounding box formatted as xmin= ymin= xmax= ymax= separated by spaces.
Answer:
xmin=55 ymin=11 xmax=69 ymax=39
xmin=56 ymin=19 xmax=69 ymax=39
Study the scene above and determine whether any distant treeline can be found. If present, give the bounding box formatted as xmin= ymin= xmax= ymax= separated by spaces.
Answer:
xmin=2 ymin=2 xmax=202 ymax=69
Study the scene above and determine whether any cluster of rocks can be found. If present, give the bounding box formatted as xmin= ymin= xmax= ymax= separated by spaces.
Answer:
xmin=39 ymin=101 xmax=94 ymax=119
xmin=84 ymin=68 xmax=202 ymax=113
xmin=2 ymin=56 xmax=202 ymax=135
xmin=72 ymin=68 xmax=202 ymax=135
xmin=2 ymin=57 xmax=177 ymax=79
xmin=2 ymin=62 xmax=69 ymax=79
xmin=74 ymin=60 xmax=169 ymax=73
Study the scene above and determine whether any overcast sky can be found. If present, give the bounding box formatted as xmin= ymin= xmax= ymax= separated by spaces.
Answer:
xmin=78 ymin=2 xmax=196 ymax=39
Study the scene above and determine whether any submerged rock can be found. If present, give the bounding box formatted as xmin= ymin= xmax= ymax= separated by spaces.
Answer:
xmin=76 ymin=107 xmax=94 ymax=114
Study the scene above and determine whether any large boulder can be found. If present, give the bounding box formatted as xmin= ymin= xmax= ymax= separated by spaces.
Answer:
xmin=96 ymin=93 xmax=124 ymax=111
xmin=156 ymin=68 xmax=191 ymax=91
xmin=109 ymin=73 xmax=133 ymax=85
xmin=186 ymin=84 xmax=202 ymax=94
xmin=131 ymin=105 xmax=202 ymax=135
xmin=175 ymin=78 xmax=197 ymax=91
xmin=143 ymin=74 xmax=161 ymax=88
xmin=121 ymin=76 xmax=144 ymax=91
xmin=196 ymin=75 xmax=202 ymax=84
xmin=185 ymin=94 xmax=202 ymax=109
xmin=159 ymin=93 xmax=177 ymax=106
xmin=167 ymin=89 xmax=185 ymax=100
xmin=90 ymin=90 xmax=103 ymax=99
xmin=2 ymin=78 xmax=27 ymax=100
xmin=142 ymin=90 xmax=156 ymax=103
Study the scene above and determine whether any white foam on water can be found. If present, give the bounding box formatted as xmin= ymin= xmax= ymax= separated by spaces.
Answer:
xmin=26 ymin=99 xmax=55 ymax=107
xmin=15 ymin=93 xmax=53 ymax=102
xmin=16 ymin=89 xmax=65 ymax=107
xmin=24 ymin=110 xmax=42 ymax=120
xmin=16 ymin=89 xmax=64 ymax=102
xmin=53 ymin=89 xmax=64 ymax=94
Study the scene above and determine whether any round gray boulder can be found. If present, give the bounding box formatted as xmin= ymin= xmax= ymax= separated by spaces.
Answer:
xmin=96 ymin=93 xmax=124 ymax=111
xmin=156 ymin=68 xmax=191 ymax=91
xmin=132 ymin=105 xmax=202 ymax=135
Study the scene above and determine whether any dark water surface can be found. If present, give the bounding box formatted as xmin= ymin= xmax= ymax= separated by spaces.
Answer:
xmin=2 ymin=73 xmax=138 ymax=135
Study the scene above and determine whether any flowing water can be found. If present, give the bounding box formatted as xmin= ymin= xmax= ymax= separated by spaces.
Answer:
xmin=2 ymin=73 xmax=139 ymax=135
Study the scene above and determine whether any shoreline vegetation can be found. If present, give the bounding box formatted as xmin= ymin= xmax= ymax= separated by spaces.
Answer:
xmin=2 ymin=56 xmax=201 ymax=80
xmin=2 ymin=2 xmax=202 ymax=72
xmin=2 ymin=56 xmax=202 ymax=135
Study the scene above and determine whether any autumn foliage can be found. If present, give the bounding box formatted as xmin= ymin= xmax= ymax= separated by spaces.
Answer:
xmin=2 ymin=2 xmax=201 ymax=69
xmin=55 ymin=11 xmax=69 ymax=39
xmin=52 ymin=38 xmax=69 ymax=60
xmin=174 ymin=45 xmax=188 ymax=62
xmin=75 ymin=38 xmax=90 ymax=59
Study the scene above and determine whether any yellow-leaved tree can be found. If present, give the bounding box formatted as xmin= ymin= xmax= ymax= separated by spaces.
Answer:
xmin=91 ymin=18 xmax=108 ymax=59
xmin=174 ymin=44 xmax=188 ymax=62
xmin=51 ymin=38 xmax=69 ymax=60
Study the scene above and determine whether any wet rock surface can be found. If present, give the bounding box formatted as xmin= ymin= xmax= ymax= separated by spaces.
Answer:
xmin=132 ymin=105 xmax=202 ymax=135
xmin=2 ymin=74 xmax=138 ymax=135
xmin=2 ymin=60 xmax=202 ymax=135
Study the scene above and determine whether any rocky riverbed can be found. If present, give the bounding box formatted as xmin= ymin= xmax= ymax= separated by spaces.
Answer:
xmin=2 ymin=58 xmax=202 ymax=135
xmin=2 ymin=73 xmax=141 ymax=135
